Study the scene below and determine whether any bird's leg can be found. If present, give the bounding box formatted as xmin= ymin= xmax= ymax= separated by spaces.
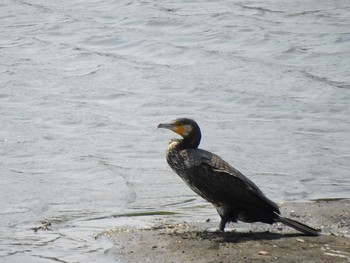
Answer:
xmin=219 ymin=218 xmax=227 ymax=232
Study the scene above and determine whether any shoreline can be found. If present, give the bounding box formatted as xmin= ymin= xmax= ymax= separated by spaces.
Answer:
xmin=102 ymin=200 xmax=350 ymax=262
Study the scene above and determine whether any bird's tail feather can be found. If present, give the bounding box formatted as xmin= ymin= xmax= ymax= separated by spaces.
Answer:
xmin=277 ymin=216 xmax=321 ymax=236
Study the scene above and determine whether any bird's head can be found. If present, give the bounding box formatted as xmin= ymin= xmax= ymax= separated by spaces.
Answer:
xmin=158 ymin=118 xmax=201 ymax=148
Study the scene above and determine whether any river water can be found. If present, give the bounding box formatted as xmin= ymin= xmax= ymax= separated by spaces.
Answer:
xmin=1 ymin=0 xmax=349 ymax=262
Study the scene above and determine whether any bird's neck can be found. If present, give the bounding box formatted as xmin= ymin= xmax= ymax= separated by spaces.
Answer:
xmin=168 ymin=137 xmax=200 ymax=151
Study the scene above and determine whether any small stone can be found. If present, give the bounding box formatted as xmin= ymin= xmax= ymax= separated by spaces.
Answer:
xmin=258 ymin=250 xmax=269 ymax=256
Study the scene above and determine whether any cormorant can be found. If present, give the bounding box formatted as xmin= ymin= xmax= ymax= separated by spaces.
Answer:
xmin=158 ymin=118 xmax=320 ymax=236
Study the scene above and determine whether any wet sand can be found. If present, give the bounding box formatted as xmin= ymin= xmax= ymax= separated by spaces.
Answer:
xmin=102 ymin=200 xmax=349 ymax=262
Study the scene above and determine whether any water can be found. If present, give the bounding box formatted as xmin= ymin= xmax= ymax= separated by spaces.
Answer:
xmin=1 ymin=0 xmax=350 ymax=261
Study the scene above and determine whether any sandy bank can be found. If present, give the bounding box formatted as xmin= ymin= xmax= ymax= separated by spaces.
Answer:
xmin=102 ymin=200 xmax=349 ymax=263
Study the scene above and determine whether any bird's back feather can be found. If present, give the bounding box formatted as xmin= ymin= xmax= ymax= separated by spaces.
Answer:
xmin=168 ymin=147 xmax=280 ymax=223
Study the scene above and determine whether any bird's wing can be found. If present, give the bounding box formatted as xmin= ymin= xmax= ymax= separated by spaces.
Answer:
xmin=183 ymin=149 xmax=279 ymax=213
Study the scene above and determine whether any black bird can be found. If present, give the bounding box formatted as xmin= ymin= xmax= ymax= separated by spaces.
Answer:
xmin=158 ymin=118 xmax=320 ymax=236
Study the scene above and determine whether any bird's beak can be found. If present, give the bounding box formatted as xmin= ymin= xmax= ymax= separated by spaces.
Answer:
xmin=158 ymin=121 xmax=187 ymax=136
xmin=157 ymin=122 xmax=174 ymax=130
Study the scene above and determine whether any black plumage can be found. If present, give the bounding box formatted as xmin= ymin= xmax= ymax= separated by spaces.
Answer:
xmin=158 ymin=118 xmax=320 ymax=236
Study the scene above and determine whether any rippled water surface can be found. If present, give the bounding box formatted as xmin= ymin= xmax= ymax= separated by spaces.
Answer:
xmin=1 ymin=0 xmax=350 ymax=262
